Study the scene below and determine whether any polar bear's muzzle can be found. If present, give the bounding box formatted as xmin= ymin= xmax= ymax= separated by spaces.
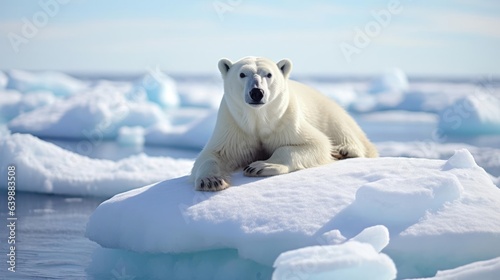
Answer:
xmin=247 ymin=88 xmax=265 ymax=105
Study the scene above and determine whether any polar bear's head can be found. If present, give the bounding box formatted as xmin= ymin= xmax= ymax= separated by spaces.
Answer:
xmin=218 ymin=57 xmax=292 ymax=108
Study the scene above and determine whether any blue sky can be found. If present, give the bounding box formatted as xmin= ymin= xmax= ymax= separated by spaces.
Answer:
xmin=1 ymin=0 xmax=499 ymax=77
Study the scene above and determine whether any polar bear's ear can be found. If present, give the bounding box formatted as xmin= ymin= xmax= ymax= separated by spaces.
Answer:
xmin=218 ymin=58 xmax=233 ymax=77
xmin=277 ymin=59 xmax=293 ymax=79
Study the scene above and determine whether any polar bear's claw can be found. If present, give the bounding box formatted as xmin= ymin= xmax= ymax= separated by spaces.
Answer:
xmin=244 ymin=161 xmax=289 ymax=177
xmin=196 ymin=177 xmax=229 ymax=192
xmin=243 ymin=166 xmax=256 ymax=174
xmin=332 ymin=146 xmax=359 ymax=160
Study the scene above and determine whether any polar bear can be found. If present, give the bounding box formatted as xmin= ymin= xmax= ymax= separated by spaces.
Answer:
xmin=191 ymin=57 xmax=377 ymax=191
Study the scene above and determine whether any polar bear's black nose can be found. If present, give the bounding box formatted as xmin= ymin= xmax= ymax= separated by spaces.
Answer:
xmin=249 ymin=88 xmax=264 ymax=102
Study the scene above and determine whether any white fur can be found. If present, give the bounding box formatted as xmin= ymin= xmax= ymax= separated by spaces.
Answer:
xmin=191 ymin=57 xmax=377 ymax=191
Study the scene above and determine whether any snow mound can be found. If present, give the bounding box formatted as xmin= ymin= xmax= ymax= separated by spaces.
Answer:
xmin=370 ymin=68 xmax=409 ymax=93
xmin=8 ymin=86 xmax=167 ymax=139
xmin=273 ymin=225 xmax=395 ymax=280
xmin=443 ymin=148 xmax=478 ymax=170
xmin=438 ymin=93 xmax=500 ymax=135
xmin=355 ymin=175 xmax=463 ymax=225
xmin=133 ymin=70 xmax=180 ymax=108
xmin=0 ymin=133 xmax=193 ymax=197
xmin=6 ymin=69 xmax=87 ymax=97
xmin=86 ymin=151 xmax=500 ymax=279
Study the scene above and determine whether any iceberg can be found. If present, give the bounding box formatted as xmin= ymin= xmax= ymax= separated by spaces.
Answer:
xmin=85 ymin=150 xmax=500 ymax=279
xmin=273 ymin=225 xmax=396 ymax=280
xmin=438 ymin=93 xmax=500 ymax=135
xmin=0 ymin=133 xmax=193 ymax=197
xmin=350 ymin=75 xmax=488 ymax=114
xmin=417 ymin=256 xmax=500 ymax=280
xmin=8 ymin=85 xmax=168 ymax=139
xmin=0 ymin=71 xmax=7 ymax=89
xmin=145 ymin=110 xmax=217 ymax=149
xmin=176 ymin=79 xmax=223 ymax=108
xmin=370 ymin=68 xmax=409 ymax=94
xmin=6 ymin=69 xmax=88 ymax=97
xmin=297 ymin=80 xmax=359 ymax=108
xmin=0 ymin=89 xmax=56 ymax=122
xmin=132 ymin=70 xmax=180 ymax=108
xmin=348 ymin=69 xmax=409 ymax=112
xmin=273 ymin=241 xmax=395 ymax=280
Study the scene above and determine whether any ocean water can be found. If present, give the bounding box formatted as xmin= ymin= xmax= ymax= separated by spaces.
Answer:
xmin=0 ymin=192 xmax=104 ymax=279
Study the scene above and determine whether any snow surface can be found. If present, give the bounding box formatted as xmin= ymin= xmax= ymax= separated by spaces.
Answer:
xmin=0 ymin=132 xmax=193 ymax=197
xmin=86 ymin=150 xmax=500 ymax=279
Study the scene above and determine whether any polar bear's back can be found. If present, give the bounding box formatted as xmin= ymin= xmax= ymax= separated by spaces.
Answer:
xmin=287 ymin=79 xmax=354 ymax=130
xmin=288 ymin=80 xmax=378 ymax=157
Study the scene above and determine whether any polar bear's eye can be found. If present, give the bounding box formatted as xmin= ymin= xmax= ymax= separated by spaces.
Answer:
xmin=239 ymin=73 xmax=246 ymax=78
xmin=266 ymin=73 xmax=272 ymax=78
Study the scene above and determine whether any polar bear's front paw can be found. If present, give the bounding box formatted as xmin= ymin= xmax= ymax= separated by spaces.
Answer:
xmin=196 ymin=176 xmax=229 ymax=192
xmin=331 ymin=145 xmax=364 ymax=160
xmin=243 ymin=161 xmax=289 ymax=177
xmin=331 ymin=148 xmax=350 ymax=160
